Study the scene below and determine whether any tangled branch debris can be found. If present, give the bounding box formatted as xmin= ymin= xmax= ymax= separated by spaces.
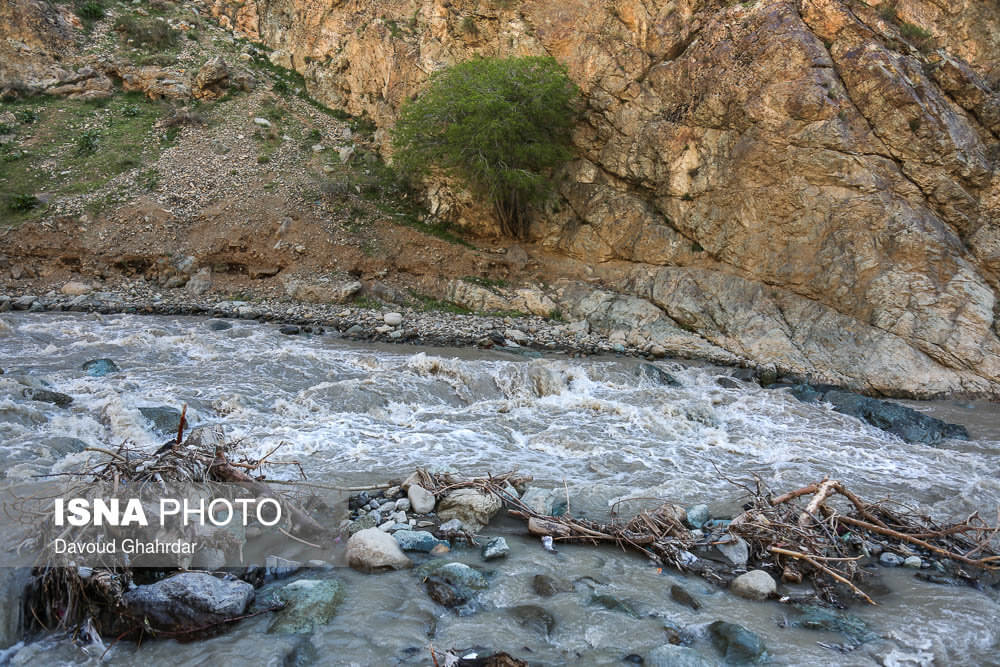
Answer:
xmin=17 ymin=431 xmax=330 ymax=639
xmin=414 ymin=470 xmax=999 ymax=607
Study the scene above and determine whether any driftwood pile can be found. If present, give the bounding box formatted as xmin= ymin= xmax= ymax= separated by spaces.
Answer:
xmin=16 ymin=425 xmax=330 ymax=639
xmin=415 ymin=470 xmax=999 ymax=607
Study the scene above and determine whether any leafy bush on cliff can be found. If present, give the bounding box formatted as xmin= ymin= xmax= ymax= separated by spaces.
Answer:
xmin=391 ymin=56 xmax=578 ymax=238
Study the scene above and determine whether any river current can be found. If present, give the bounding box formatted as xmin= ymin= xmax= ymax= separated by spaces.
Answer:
xmin=0 ymin=312 xmax=998 ymax=665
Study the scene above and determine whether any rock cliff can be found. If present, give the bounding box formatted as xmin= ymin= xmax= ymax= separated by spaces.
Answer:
xmin=206 ymin=0 xmax=1000 ymax=397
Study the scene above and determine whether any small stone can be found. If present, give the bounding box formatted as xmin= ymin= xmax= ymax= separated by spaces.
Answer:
xmin=254 ymin=117 xmax=272 ymax=127
xmin=408 ymin=485 xmax=436 ymax=514
xmin=279 ymin=324 xmax=300 ymax=335
xmin=647 ymin=644 xmax=716 ymax=667
xmin=383 ymin=312 xmax=403 ymax=327
xmin=392 ymin=530 xmax=447 ymax=552
xmin=438 ymin=519 xmax=464 ymax=533
xmin=730 ymin=570 xmax=777 ymax=600
xmin=508 ymin=605 xmax=555 ymax=637
xmin=716 ymin=536 xmax=750 ymax=567
xmin=880 ymin=552 xmax=904 ymax=567
xmin=481 ymin=537 xmax=510 ymax=561
xmin=903 ymin=556 xmax=923 ymax=569
xmin=395 ymin=498 xmax=410 ymax=512
xmin=532 ymin=574 xmax=571 ymax=597
xmin=669 ymin=584 xmax=701 ymax=610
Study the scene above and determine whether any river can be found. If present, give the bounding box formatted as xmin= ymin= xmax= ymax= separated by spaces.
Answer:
xmin=0 ymin=312 xmax=998 ymax=665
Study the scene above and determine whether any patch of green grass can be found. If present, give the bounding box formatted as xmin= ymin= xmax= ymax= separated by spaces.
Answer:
xmin=0 ymin=92 xmax=170 ymax=224
xmin=0 ymin=123 xmax=14 ymax=135
xmin=899 ymin=21 xmax=934 ymax=50
xmin=114 ymin=15 xmax=180 ymax=51
xmin=161 ymin=126 xmax=180 ymax=145
xmin=409 ymin=291 xmax=471 ymax=314
xmin=459 ymin=16 xmax=478 ymax=35
xmin=351 ymin=295 xmax=381 ymax=309
xmin=75 ymin=0 xmax=105 ymax=28
xmin=15 ymin=110 xmax=39 ymax=124
xmin=461 ymin=275 xmax=509 ymax=289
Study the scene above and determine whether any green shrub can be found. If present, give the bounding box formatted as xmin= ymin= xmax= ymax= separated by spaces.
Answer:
xmin=7 ymin=193 xmax=40 ymax=212
xmin=76 ymin=129 xmax=100 ymax=155
xmin=114 ymin=15 xmax=180 ymax=50
xmin=15 ymin=110 xmax=39 ymax=124
xmin=392 ymin=56 xmax=578 ymax=238
xmin=76 ymin=1 xmax=104 ymax=22
xmin=0 ymin=123 xmax=13 ymax=135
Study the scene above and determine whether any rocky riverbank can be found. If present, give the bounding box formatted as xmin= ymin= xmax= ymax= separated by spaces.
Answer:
xmin=0 ymin=282 xmax=678 ymax=359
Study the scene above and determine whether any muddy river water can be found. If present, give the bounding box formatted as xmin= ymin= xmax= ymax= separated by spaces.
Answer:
xmin=0 ymin=312 xmax=997 ymax=665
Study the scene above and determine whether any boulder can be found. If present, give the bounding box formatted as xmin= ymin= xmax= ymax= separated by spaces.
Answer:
xmin=283 ymin=278 xmax=362 ymax=304
xmin=138 ymin=406 xmax=183 ymax=436
xmin=383 ymin=312 xmax=402 ymax=326
xmin=436 ymin=488 xmax=502 ymax=532
xmin=730 ymin=570 xmax=777 ymax=601
xmin=193 ymin=55 xmax=229 ymax=99
xmin=392 ymin=529 xmax=447 ymax=553
xmin=82 ymin=358 xmax=119 ymax=377
xmin=121 ymin=573 xmax=254 ymax=632
xmin=186 ymin=267 xmax=212 ymax=296
xmin=345 ymin=528 xmax=411 ymax=571
xmin=267 ymin=578 xmax=342 ymax=634
xmin=789 ymin=386 xmax=969 ymax=445
xmin=21 ymin=387 xmax=72 ymax=407
xmin=637 ymin=363 xmax=682 ymax=387
xmin=708 ymin=621 xmax=766 ymax=664
xmin=60 ymin=281 xmax=92 ymax=296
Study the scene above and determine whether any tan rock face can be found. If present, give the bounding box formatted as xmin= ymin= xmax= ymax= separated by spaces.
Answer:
xmin=206 ymin=0 xmax=1000 ymax=397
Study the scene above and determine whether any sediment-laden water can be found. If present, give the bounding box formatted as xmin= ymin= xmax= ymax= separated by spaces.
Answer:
xmin=1 ymin=312 xmax=998 ymax=665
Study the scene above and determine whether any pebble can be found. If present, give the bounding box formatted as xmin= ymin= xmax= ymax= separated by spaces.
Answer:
xmin=481 ymin=536 xmax=510 ymax=561
xmin=729 ymin=570 xmax=776 ymax=600
xmin=383 ymin=312 xmax=403 ymax=326
xmin=880 ymin=552 xmax=904 ymax=567
xmin=903 ymin=556 xmax=923 ymax=569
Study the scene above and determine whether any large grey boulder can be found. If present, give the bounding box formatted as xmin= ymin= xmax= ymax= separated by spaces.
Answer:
xmin=267 ymin=579 xmax=342 ymax=634
xmin=346 ymin=528 xmax=412 ymax=571
xmin=436 ymin=488 xmax=501 ymax=532
xmin=121 ymin=572 xmax=254 ymax=632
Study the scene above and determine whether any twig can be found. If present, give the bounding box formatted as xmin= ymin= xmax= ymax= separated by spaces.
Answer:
xmin=769 ymin=546 xmax=876 ymax=605
xmin=83 ymin=447 xmax=128 ymax=462
xmin=836 ymin=516 xmax=1000 ymax=568
xmin=278 ymin=526 xmax=322 ymax=549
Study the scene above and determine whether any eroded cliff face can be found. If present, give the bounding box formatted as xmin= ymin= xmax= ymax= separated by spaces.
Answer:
xmin=188 ymin=2 xmax=1000 ymax=395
